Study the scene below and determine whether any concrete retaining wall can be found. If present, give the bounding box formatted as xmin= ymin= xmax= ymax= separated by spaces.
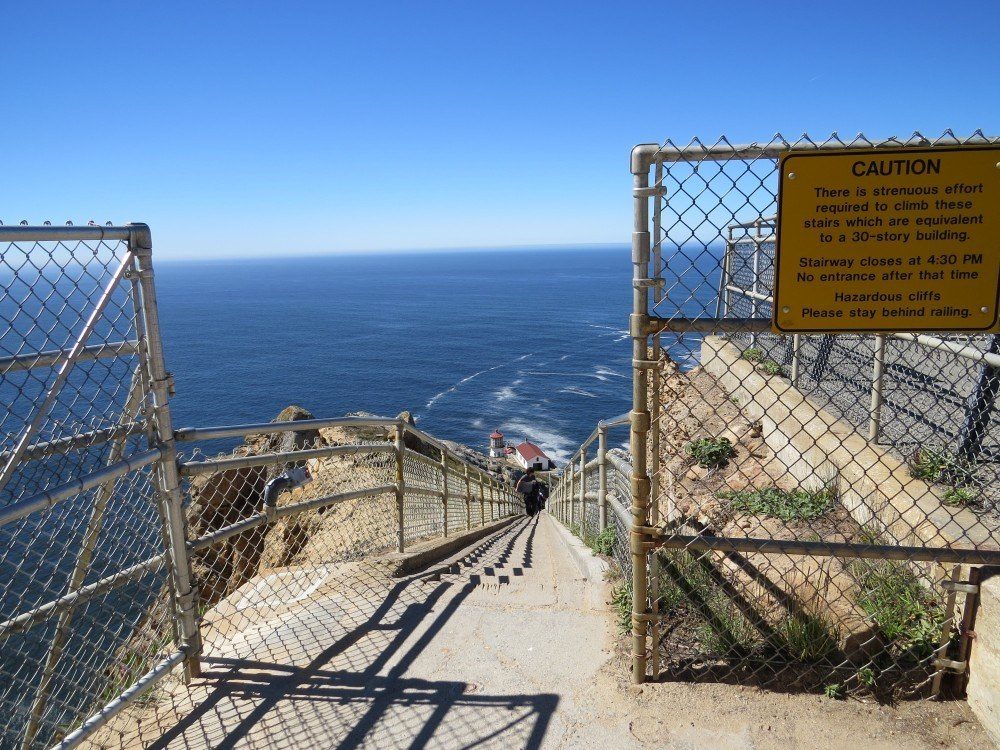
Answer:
xmin=700 ymin=336 xmax=998 ymax=743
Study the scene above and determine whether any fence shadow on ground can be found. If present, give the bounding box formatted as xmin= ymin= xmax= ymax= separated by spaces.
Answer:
xmin=129 ymin=517 xmax=555 ymax=750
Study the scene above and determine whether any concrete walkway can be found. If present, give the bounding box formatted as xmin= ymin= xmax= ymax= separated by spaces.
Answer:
xmin=94 ymin=514 xmax=989 ymax=750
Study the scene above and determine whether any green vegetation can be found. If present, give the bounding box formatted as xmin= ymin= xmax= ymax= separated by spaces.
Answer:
xmin=611 ymin=581 xmax=633 ymax=634
xmin=856 ymin=666 xmax=876 ymax=687
xmin=823 ymin=683 xmax=845 ymax=699
xmin=741 ymin=347 xmax=765 ymax=363
xmin=723 ymin=485 xmax=835 ymax=521
xmin=685 ymin=436 xmax=736 ymax=469
xmin=588 ymin=527 xmax=617 ymax=556
xmin=780 ymin=614 xmax=837 ymax=662
xmin=907 ymin=448 xmax=956 ymax=483
xmin=943 ymin=486 xmax=979 ymax=508
xmin=759 ymin=359 xmax=785 ymax=377
xmin=848 ymin=557 xmax=943 ymax=661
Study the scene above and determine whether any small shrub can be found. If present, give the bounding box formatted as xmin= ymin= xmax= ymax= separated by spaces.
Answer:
xmin=759 ymin=359 xmax=785 ymax=377
xmin=723 ymin=485 xmax=835 ymax=521
xmin=611 ymin=582 xmax=632 ymax=634
xmin=848 ymin=558 xmax=944 ymax=661
xmin=823 ymin=683 xmax=845 ymax=699
xmin=856 ymin=666 xmax=876 ymax=687
xmin=685 ymin=437 xmax=736 ymax=469
xmin=781 ymin=614 xmax=837 ymax=662
xmin=908 ymin=448 xmax=955 ymax=483
xmin=698 ymin=606 xmax=759 ymax=657
xmin=589 ymin=527 xmax=616 ymax=556
xmin=741 ymin=347 xmax=765 ymax=363
xmin=943 ymin=486 xmax=979 ymax=508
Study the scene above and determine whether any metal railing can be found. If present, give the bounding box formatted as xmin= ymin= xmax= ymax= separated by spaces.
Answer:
xmin=718 ymin=217 xmax=1000 ymax=463
xmin=0 ymin=225 xmax=522 ymax=750
xmin=549 ymin=414 xmax=632 ymax=573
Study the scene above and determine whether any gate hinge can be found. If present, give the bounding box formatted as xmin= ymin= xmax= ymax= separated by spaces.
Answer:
xmin=633 ymin=278 xmax=665 ymax=289
xmin=933 ymin=658 xmax=967 ymax=673
xmin=632 ymin=358 xmax=661 ymax=370
xmin=633 ymin=186 xmax=667 ymax=198
xmin=942 ymin=581 xmax=979 ymax=594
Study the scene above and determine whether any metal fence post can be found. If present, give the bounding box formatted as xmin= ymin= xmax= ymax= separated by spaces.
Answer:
xmin=568 ymin=458 xmax=576 ymax=527
xmin=598 ymin=427 xmax=608 ymax=533
xmin=395 ymin=421 xmax=406 ymax=552
xmin=440 ymin=448 xmax=449 ymax=537
xmin=629 ymin=146 xmax=655 ymax=684
xmin=578 ymin=448 xmax=587 ymax=537
xmin=790 ymin=334 xmax=801 ymax=385
xmin=868 ymin=334 xmax=887 ymax=442
xmin=131 ymin=225 xmax=202 ymax=680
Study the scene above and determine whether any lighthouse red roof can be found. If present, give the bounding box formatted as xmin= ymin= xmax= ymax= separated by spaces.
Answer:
xmin=490 ymin=431 xmax=503 ymax=440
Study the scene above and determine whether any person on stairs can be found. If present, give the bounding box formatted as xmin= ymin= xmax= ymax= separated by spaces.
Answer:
xmin=515 ymin=468 xmax=541 ymax=516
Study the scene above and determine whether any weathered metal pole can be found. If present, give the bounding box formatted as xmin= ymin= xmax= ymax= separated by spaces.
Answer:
xmin=629 ymin=147 xmax=655 ymax=684
xmin=868 ymin=334 xmax=887 ymax=442
xmin=132 ymin=224 xmax=202 ymax=680
xmin=790 ymin=334 xmax=801 ymax=385
xmin=395 ymin=421 xmax=406 ymax=552
xmin=578 ymin=447 xmax=587 ymax=536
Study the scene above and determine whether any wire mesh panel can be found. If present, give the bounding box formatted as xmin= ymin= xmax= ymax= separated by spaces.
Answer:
xmin=0 ymin=224 xmax=184 ymax=749
xmin=628 ymin=133 xmax=1000 ymax=698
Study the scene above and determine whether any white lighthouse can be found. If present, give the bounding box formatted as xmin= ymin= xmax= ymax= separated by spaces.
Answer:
xmin=489 ymin=430 xmax=505 ymax=458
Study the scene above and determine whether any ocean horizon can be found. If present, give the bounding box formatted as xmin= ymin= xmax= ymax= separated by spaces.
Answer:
xmin=156 ymin=246 xmax=647 ymax=463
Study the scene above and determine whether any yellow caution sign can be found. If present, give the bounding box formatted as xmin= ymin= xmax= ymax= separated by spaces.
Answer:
xmin=773 ymin=145 xmax=1000 ymax=333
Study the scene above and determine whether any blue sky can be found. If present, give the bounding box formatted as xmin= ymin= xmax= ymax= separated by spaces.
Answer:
xmin=3 ymin=1 xmax=997 ymax=259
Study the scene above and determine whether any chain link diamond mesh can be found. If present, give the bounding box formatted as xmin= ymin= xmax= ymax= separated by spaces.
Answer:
xmin=636 ymin=132 xmax=1000 ymax=697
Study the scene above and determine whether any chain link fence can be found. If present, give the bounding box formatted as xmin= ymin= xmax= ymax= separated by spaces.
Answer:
xmin=549 ymin=415 xmax=633 ymax=618
xmin=0 ymin=225 xmax=523 ymax=749
xmin=620 ymin=132 xmax=1000 ymax=698
xmin=0 ymin=224 xmax=185 ymax=750
xmin=719 ymin=223 xmax=1000 ymax=519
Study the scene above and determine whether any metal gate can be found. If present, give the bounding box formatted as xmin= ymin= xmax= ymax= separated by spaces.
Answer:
xmin=627 ymin=132 xmax=1000 ymax=697
xmin=0 ymin=224 xmax=525 ymax=748
xmin=0 ymin=224 xmax=198 ymax=749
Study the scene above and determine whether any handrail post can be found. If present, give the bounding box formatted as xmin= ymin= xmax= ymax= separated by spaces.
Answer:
xmin=578 ymin=447 xmax=587 ymax=537
xmin=566 ymin=456 xmax=576 ymax=526
xmin=598 ymin=427 xmax=608 ymax=532
xmin=440 ymin=448 xmax=449 ymax=537
xmin=395 ymin=421 xmax=406 ymax=552
xmin=868 ymin=334 xmax=887 ymax=442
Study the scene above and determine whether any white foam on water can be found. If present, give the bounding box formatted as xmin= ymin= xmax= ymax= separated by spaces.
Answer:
xmin=560 ymin=386 xmax=597 ymax=398
xmin=425 ymin=353 xmax=534 ymax=409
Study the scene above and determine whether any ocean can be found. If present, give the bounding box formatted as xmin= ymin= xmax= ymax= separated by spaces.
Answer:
xmin=155 ymin=246 xmax=647 ymax=461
